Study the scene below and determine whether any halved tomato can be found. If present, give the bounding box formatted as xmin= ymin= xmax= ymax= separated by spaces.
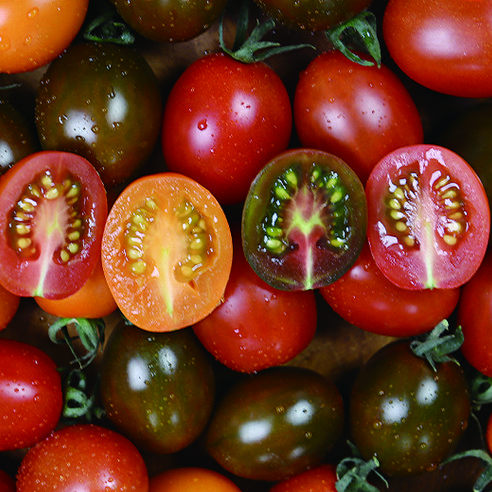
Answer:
xmin=366 ymin=144 xmax=490 ymax=290
xmin=101 ymin=172 xmax=233 ymax=332
xmin=0 ymin=151 xmax=107 ymax=299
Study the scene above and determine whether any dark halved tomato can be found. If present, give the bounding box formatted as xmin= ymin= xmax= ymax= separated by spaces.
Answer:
xmin=241 ymin=148 xmax=367 ymax=291
xmin=101 ymin=172 xmax=233 ymax=332
xmin=366 ymin=144 xmax=490 ymax=290
xmin=0 ymin=151 xmax=107 ymax=299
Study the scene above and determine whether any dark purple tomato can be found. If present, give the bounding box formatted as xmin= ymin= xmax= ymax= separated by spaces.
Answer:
xmin=99 ymin=320 xmax=215 ymax=454
xmin=109 ymin=0 xmax=229 ymax=42
xmin=241 ymin=148 xmax=367 ymax=291
xmin=35 ymin=42 xmax=162 ymax=188
xmin=205 ymin=366 xmax=345 ymax=482
xmin=253 ymin=0 xmax=373 ymax=31
xmin=350 ymin=340 xmax=471 ymax=477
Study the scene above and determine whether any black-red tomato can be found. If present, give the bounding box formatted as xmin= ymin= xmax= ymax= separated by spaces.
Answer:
xmin=99 ymin=320 xmax=215 ymax=454
xmin=350 ymin=340 xmax=471 ymax=477
xmin=205 ymin=366 xmax=344 ymax=482
xmin=242 ymin=148 xmax=367 ymax=291
xmin=366 ymin=144 xmax=490 ymax=290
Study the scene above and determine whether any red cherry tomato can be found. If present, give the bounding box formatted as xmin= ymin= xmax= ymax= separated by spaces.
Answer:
xmin=269 ymin=464 xmax=338 ymax=492
xmin=366 ymin=144 xmax=490 ymax=290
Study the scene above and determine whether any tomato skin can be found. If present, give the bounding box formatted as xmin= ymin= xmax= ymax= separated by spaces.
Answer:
xmin=253 ymin=0 xmax=372 ymax=31
xmin=110 ymin=0 xmax=229 ymax=42
xmin=320 ymin=241 xmax=460 ymax=337
xmin=149 ymin=467 xmax=241 ymax=492
xmin=16 ymin=424 xmax=149 ymax=491
xmin=0 ymin=0 xmax=89 ymax=74
xmin=366 ymin=144 xmax=490 ymax=290
xmin=162 ymin=52 xmax=292 ymax=205
xmin=294 ymin=50 xmax=424 ymax=184
xmin=205 ymin=366 xmax=344 ymax=482
xmin=101 ymin=172 xmax=232 ymax=332
xmin=0 ymin=469 xmax=15 ymax=492
xmin=350 ymin=340 xmax=471 ymax=477
xmin=0 ymin=150 xmax=108 ymax=299
xmin=269 ymin=464 xmax=338 ymax=492
xmin=458 ymin=248 xmax=492 ymax=376
xmin=34 ymin=256 xmax=117 ymax=319
xmin=0 ymin=284 xmax=20 ymax=332
xmin=0 ymin=339 xmax=62 ymax=452
xmin=35 ymin=42 xmax=163 ymax=188
xmin=383 ymin=0 xmax=492 ymax=98
xmin=99 ymin=321 xmax=216 ymax=454
xmin=193 ymin=231 xmax=317 ymax=373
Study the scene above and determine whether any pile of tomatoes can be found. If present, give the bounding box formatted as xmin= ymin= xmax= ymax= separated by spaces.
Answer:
xmin=1 ymin=0 xmax=492 ymax=491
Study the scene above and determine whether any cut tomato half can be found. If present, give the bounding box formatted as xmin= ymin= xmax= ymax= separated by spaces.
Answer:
xmin=366 ymin=144 xmax=490 ymax=290
xmin=0 ymin=151 xmax=107 ymax=299
xmin=101 ymin=172 xmax=233 ymax=332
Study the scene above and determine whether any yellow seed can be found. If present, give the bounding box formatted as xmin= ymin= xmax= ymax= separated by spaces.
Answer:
xmin=28 ymin=184 xmax=42 ymax=197
xmin=126 ymin=236 xmax=142 ymax=246
xmin=18 ymin=237 xmax=32 ymax=249
xmin=443 ymin=234 xmax=457 ymax=246
xmin=131 ymin=259 xmax=147 ymax=274
xmin=441 ymin=189 xmax=457 ymax=199
xmin=15 ymin=224 xmax=31 ymax=235
xmin=448 ymin=212 xmax=463 ymax=220
xmin=446 ymin=221 xmax=462 ymax=233
xmin=68 ymin=231 xmax=80 ymax=241
xmin=447 ymin=200 xmax=461 ymax=210
xmin=330 ymin=189 xmax=343 ymax=204
xmin=403 ymin=236 xmax=415 ymax=247
xmin=15 ymin=211 xmax=30 ymax=221
xmin=145 ymin=198 xmax=157 ymax=210
xmin=60 ymin=249 xmax=70 ymax=262
xmin=190 ymin=236 xmax=206 ymax=251
xmin=390 ymin=210 xmax=405 ymax=220
xmin=190 ymin=254 xmax=202 ymax=265
xmin=393 ymin=187 xmax=405 ymax=200
xmin=67 ymin=243 xmax=79 ymax=254
xmin=66 ymin=182 xmax=81 ymax=199
xmin=180 ymin=264 xmax=194 ymax=279
xmin=434 ymin=175 xmax=451 ymax=189
xmin=41 ymin=173 xmax=54 ymax=188
xmin=18 ymin=199 xmax=35 ymax=212
xmin=395 ymin=221 xmax=407 ymax=232
xmin=45 ymin=187 xmax=59 ymax=200
xmin=72 ymin=219 xmax=82 ymax=229
xmin=389 ymin=198 xmax=401 ymax=210
xmin=127 ymin=248 xmax=143 ymax=259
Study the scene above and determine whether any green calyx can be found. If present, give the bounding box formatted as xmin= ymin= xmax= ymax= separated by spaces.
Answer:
xmin=82 ymin=3 xmax=135 ymax=45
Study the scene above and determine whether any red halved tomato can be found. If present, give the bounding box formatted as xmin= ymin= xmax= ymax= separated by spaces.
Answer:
xmin=366 ymin=144 xmax=490 ymax=290
xmin=0 ymin=151 xmax=107 ymax=299
xmin=101 ymin=172 xmax=233 ymax=332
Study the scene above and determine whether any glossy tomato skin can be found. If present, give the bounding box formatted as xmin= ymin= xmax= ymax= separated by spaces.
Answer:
xmin=294 ymin=50 xmax=424 ymax=184
xmin=35 ymin=42 xmax=162 ymax=188
xmin=101 ymin=172 xmax=232 ymax=332
xmin=0 ymin=0 xmax=89 ymax=74
xmin=110 ymin=0 xmax=228 ymax=42
xmin=242 ymin=148 xmax=367 ymax=291
xmin=99 ymin=321 xmax=216 ymax=454
xmin=253 ymin=0 xmax=372 ymax=31
xmin=162 ymin=52 xmax=292 ymax=205
xmin=458 ymin=248 xmax=492 ymax=376
xmin=320 ymin=241 xmax=460 ymax=337
xmin=350 ymin=340 xmax=471 ymax=477
xmin=205 ymin=366 xmax=344 ymax=482
xmin=383 ymin=0 xmax=492 ymax=98
xmin=16 ymin=424 xmax=149 ymax=491
xmin=0 ymin=284 xmax=20 ymax=332
xmin=149 ymin=467 xmax=241 ymax=492
xmin=366 ymin=144 xmax=490 ymax=290
xmin=0 ymin=469 xmax=15 ymax=492
xmin=193 ymin=231 xmax=317 ymax=373
xmin=269 ymin=464 xmax=338 ymax=492
xmin=0 ymin=339 xmax=62 ymax=452
xmin=0 ymin=151 xmax=108 ymax=300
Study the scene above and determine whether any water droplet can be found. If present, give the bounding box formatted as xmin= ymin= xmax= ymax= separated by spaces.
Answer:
xmin=197 ymin=119 xmax=207 ymax=131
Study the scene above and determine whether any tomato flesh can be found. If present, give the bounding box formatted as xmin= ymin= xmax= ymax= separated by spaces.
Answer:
xmin=366 ymin=144 xmax=490 ymax=290
xmin=0 ymin=151 xmax=107 ymax=299
xmin=101 ymin=172 xmax=233 ymax=332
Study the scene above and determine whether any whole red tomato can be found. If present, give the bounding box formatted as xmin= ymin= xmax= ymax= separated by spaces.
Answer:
xmin=383 ymin=0 xmax=492 ymax=98
xmin=161 ymin=52 xmax=292 ymax=205
xmin=294 ymin=50 xmax=423 ymax=184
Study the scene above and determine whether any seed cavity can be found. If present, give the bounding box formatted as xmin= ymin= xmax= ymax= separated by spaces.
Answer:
xmin=9 ymin=170 xmax=85 ymax=262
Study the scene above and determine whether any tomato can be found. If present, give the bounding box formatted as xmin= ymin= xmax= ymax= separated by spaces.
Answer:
xmin=253 ymin=0 xmax=373 ymax=31
xmin=35 ymin=42 xmax=162 ymax=188
xmin=34 ymin=255 xmax=117 ymax=319
xmin=319 ymin=241 xmax=461 ymax=337
xmin=109 ymin=0 xmax=229 ymax=42
xmin=366 ymin=144 xmax=490 ymax=290
xmin=383 ymin=0 xmax=492 ymax=98
xmin=0 ymin=0 xmax=89 ymax=74
xmin=350 ymin=340 xmax=471 ymax=477
xmin=149 ymin=467 xmax=241 ymax=492
xmin=0 ymin=284 xmax=20 ymax=332
xmin=269 ymin=464 xmax=338 ymax=492
xmin=99 ymin=320 xmax=215 ymax=454
xmin=0 ymin=100 xmax=39 ymax=176
xmin=205 ymin=366 xmax=344 ymax=482
xmin=0 ymin=469 xmax=15 ymax=492
xmin=101 ymin=172 xmax=232 ymax=332
xmin=0 ymin=150 xmax=107 ymax=299
xmin=161 ymin=52 xmax=292 ymax=205
xmin=486 ymin=412 xmax=492 ymax=455
xmin=193 ymin=230 xmax=317 ymax=373
xmin=242 ymin=148 xmax=367 ymax=291
xmin=458 ymin=248 xmax=492 ymax=377
xmin=15 ymin=424 xmax=149 ymax=491
xmin=293 ymin=50 xmax=424 ymax=184
xmin=0 ymin=339 xmax=62 ymax=452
